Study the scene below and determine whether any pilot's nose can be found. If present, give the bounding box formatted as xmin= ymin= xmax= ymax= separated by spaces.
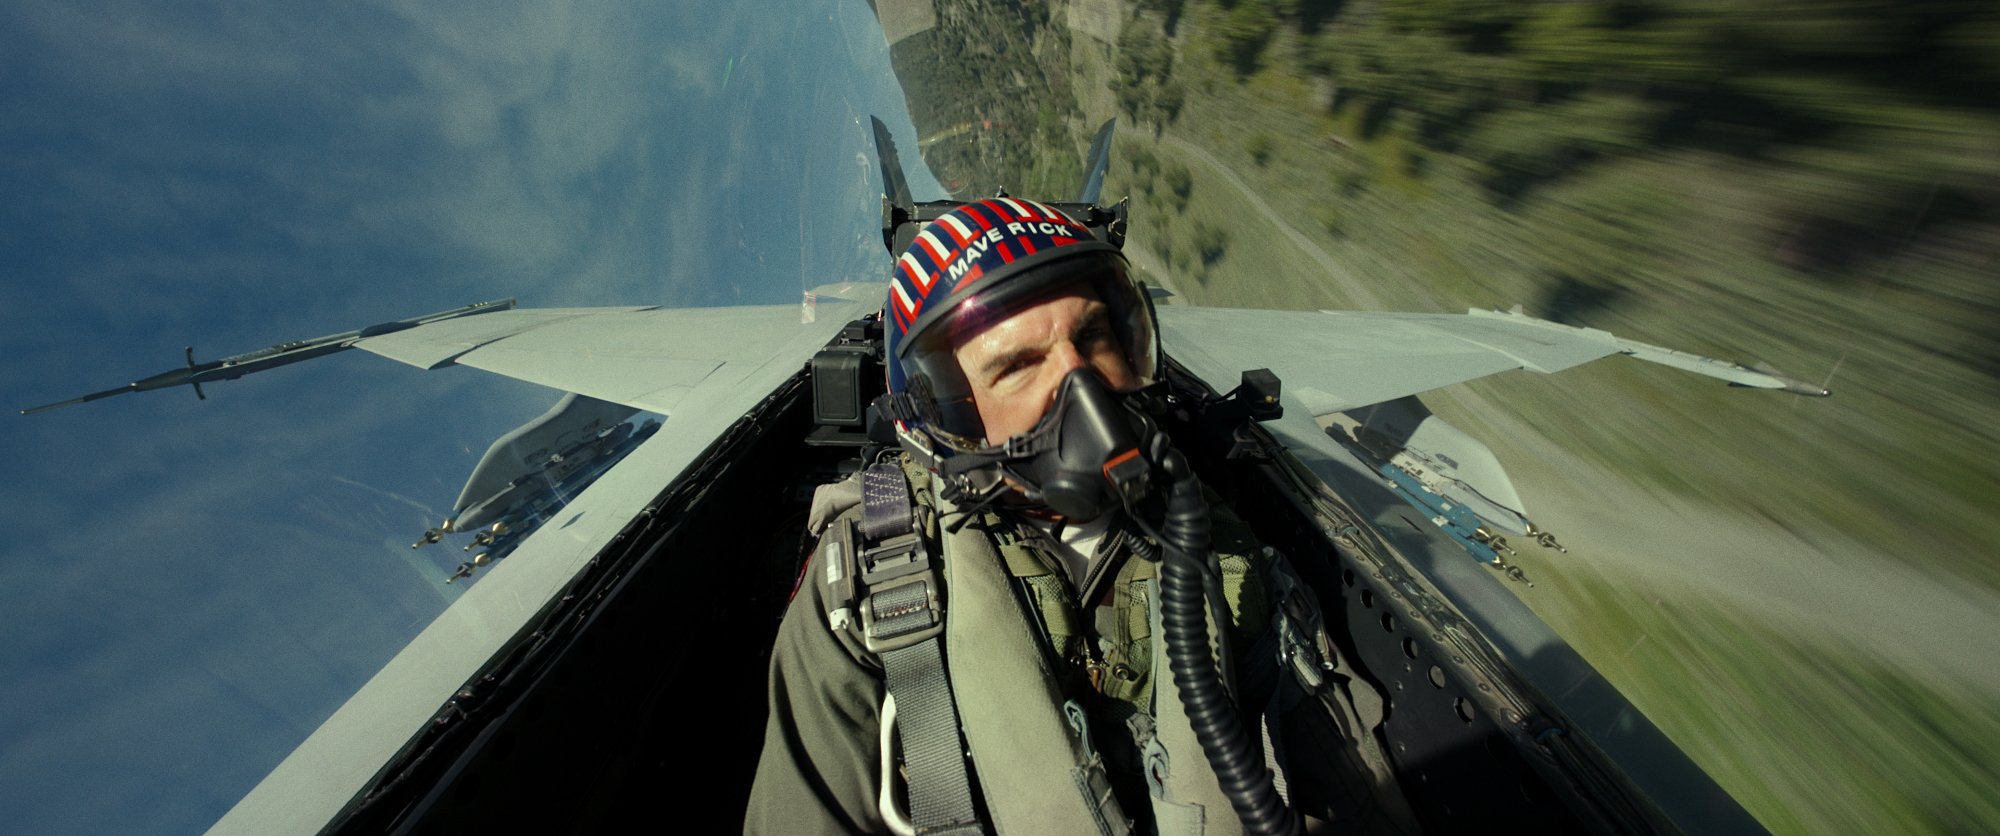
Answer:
xmin=1049 ymin=339 xmax=1087 ymax=376
xmin=1038 ymin=341 xmax=1089 ymax=412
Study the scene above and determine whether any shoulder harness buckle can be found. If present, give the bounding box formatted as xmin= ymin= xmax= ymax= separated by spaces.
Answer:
xmin=859 ymin=531 xmax=944 ymax=654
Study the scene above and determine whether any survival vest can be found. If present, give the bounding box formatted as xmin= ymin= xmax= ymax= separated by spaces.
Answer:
xmin=808 ymin=456 xmax=1411 ymax=835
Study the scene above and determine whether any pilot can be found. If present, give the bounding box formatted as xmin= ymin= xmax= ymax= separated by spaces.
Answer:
xmin=747 ymin=199 xmax=1414 ymax=835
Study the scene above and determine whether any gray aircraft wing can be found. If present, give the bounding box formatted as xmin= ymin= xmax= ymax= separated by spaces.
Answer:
xmin=208 ymin=286 xmax=882 ymax=834
xmin=1156 ymin=304 xmax=1828 ymax=419
xmin=353 ymin=303 xmax=834 ymax=415
xmin=193 ymin=287 xmax=1810 ymax=832
xmin=351 ymin=282 xmax=881 ymax=415
xmin=19 ymin=300 xmax=517 ymax=415
xmin=26 ymin=286 xmax=886 ymax=420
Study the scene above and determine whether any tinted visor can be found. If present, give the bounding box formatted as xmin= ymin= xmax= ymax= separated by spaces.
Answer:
xmin=899 ymin=249 xmax=1157 ymax=451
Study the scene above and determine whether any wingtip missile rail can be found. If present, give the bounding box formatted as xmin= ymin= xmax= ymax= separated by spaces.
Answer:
xmin=1618 ymin=341 xmax=1834 ymax=397
xmin=1468 ymin=305 xmax=1833 ymax=397
xmin=20 ymin=299 xmax=516 ymax=415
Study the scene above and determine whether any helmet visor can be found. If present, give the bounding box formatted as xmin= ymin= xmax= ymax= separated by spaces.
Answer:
xmin=899 ymin=252 xmax=1157 ymax=450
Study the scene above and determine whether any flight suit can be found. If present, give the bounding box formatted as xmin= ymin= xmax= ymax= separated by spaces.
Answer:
xmin=745 ymin=459 xmax=1414 ymax=835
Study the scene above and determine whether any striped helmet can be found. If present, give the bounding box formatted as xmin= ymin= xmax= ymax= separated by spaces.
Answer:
xmin=884 ymin=198 xmax=1158 ymax=453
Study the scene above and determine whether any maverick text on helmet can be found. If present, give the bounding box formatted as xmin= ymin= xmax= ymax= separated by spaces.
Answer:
xmin=882 ymin=199 xmax=1164 ymax=520
xmin=884 ymin=198 xmax=1159 ymax=452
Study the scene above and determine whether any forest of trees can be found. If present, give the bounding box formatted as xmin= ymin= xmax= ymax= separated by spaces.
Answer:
xmin=883 ymin=0 xmax=1086 ymax=198
xmin=1099 ymin=6 xmax=2000 ymax=832
xmin=1196 ymin=0 xmax=1995 ymax=328
xmin=888 ymin=0 xmax=1996 ymax=472
xmin=877 ymin=3 xmax=2000 ymax=832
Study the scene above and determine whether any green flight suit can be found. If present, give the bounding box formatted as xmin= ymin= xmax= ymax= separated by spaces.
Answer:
xmin=745 ymin=461 xmax=1413 ymax=835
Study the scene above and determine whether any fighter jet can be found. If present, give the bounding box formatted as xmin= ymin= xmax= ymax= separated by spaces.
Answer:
xmin=20 ymin=118 xmax=1822 ymax=835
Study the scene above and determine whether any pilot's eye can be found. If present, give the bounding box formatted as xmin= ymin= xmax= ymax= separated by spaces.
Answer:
xmin=997 ymin=356 xmax=1037 ymax=380
xmin=1077 ymin=319 xmax=1116 ymax=349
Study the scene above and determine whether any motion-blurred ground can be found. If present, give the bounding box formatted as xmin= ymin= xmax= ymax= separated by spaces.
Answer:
xmin=887 ymin=1 xmax=2000 ymax=832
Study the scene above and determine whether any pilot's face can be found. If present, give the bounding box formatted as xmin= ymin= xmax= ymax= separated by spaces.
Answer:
xmin=951 ymin=287 xmax=1139 ymax=446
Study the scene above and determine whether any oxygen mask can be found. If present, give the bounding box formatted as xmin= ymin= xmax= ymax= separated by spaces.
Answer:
xmin=938 ymin=368 xmax=1168 ymax=522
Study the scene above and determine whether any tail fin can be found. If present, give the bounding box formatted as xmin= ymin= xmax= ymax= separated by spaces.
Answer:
xmin=1075 ymin=119 xmax=1116 ymax=205
xmin=870 ymin=115 xmax=915 ymax=214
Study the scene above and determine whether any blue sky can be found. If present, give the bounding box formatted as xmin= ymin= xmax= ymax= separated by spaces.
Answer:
xmin=0 ymin=1 xmax=940 ymax=831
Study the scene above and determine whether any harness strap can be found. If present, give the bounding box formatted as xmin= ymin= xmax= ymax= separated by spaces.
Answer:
xmin=861 ymin=463 xmax=915 ymax=541
xmin=857 ymin=462 xmax=983 ymax=835
xmin=944 ymin=509 xmax=1132 ymax=835
xmin=883 ymin=642 xmax=981 ymax=834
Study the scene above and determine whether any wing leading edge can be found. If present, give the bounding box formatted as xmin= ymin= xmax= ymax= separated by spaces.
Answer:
xmin=23 ymin=287 xmax=889 ymax=420
xmin=353 ymin=304 xmax=812 ymax=416
xmin=19 ymin=299 xmax=516 ymax=415
xmin=351 ymin=284 xmax=885 ymax=413
xmin=1157 ymin=305 xmax=1828 ymax=418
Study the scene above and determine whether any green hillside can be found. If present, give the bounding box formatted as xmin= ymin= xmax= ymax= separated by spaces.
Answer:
xmin=878 ymin=2 xmax=2000 ymax=831
xmin=1100 ymin=0 xmax=1999 ymax=591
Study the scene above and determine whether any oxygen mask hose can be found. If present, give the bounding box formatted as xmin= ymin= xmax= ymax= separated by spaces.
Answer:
xmin=1154 ymin=450 xmax=1300 ymax=836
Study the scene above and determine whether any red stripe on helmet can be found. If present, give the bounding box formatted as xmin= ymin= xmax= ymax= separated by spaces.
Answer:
xmin=917 ymin=233 xmax=948 ymax=265
xmin=891 ymin=277 xmax=919 ymax=319
xmin=951 ymin=263 xmax=986 ymax=292
xmin=889 ymin=300 xmax=909 ymax=333
xmin=898 ymin=253 xmax=934 ymax=294
xmin=918 ymin=230 xmax=959 ymax=278
xmin=959 ymin=205 xmax=994 ymax=231
xmin=937 ymin=213 xmax=974 ymax=244
xmin=998 ymin=242 xmax=1015 ymax=263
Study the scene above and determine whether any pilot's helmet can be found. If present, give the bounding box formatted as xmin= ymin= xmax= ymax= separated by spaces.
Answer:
xmin=884 ymin=197 xmax=1158 ymax=454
